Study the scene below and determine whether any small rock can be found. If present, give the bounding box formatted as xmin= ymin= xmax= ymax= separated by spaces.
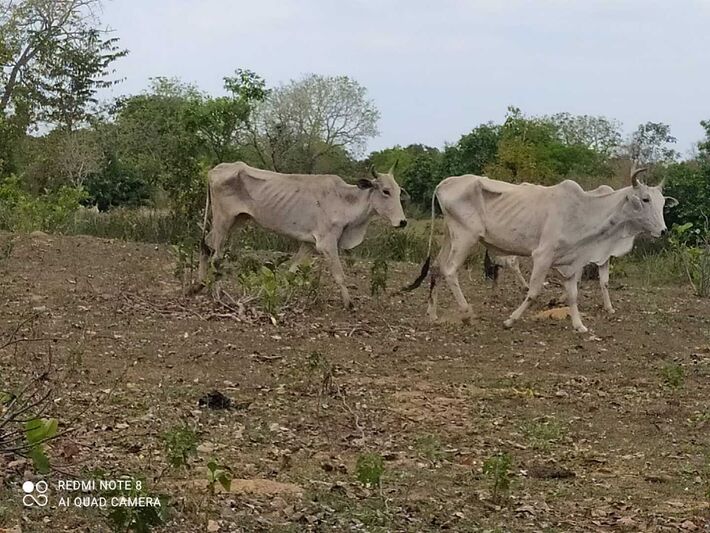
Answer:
xmin=197 ymin=443 xmax=215 ymax=454
xmin=207 ymin=519 xmax=220 ymax=532
xmin=271 ymin=496 xmax=287 ymax=509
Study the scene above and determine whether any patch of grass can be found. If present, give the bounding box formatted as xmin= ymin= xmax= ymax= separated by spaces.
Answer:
xmin=482 ymin=452 xmax=513 ymax=504
xmin=238 ymin=263 xmax=320 ymax=316
xmin=520 ymin=417 xmax=567 ymax=450
xmin=162 ymin=425 xmax=198 ymax=469
xmin=370 ymin=257 xmax=388 ymax=297
xmin=703 ymin=449 xmax=710 ymax=504
xmin=687 ymin=411 xmax=710 ymax=428
xmin=414 ymin=434 xmax=449 ymax=464
xmin=356 ymin=452 xmax=385 ymax=488
xmin=661 ymin=362 xmax=684 ymax=389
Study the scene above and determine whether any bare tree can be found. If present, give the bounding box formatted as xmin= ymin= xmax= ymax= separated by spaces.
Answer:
xmin=548 ymin=112 xmax=622 ymax=155
xmin=626 ymin=121 xmax=679 ymax=166
xmin=54 ymin=129 xmax=103 ymax=187
xmin=249 ymin=74 xmax=379 ymax=173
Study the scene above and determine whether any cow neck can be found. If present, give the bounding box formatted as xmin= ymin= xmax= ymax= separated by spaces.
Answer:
xmin=342 ymin=185 xmax=375 ymax=227
xmin=581 ymin=187 xmax=640 ymax=244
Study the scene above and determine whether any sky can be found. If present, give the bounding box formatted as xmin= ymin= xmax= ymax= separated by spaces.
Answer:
xmin=100 ymin=0 xmax=709 ymax=156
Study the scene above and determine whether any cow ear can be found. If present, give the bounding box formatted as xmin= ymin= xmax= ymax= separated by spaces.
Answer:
xmin=357 ymin=178 xmax=375 ymax=190
xmin=664 ymin=196 xmax=679 ymax=208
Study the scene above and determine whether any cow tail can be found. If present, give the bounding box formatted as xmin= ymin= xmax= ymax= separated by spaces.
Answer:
xmin=402 ymin=187 xmax=438 ymax=291
xmin=483 ymin=249 xmax=500 ymax=283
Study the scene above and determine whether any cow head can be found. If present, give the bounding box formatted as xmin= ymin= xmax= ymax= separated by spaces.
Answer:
xmin=624 ymin=168 xmax=678 ymax=238
xmin=358 ymin=162 xmax=408 ymax=228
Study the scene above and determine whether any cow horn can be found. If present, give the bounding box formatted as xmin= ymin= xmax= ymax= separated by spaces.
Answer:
xmin=369 ymin=165 xmax=378 ymax=179
xmin=631 ymin=167 xmax=647 ymax=187
xmin=388 ymin=159 xmax=399 ymax=175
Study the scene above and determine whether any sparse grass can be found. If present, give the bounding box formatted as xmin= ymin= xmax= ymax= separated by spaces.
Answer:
xmin=482 ymin=452 xmax=513 ymax=504
xmin=520 ymin=417 xmax=567 ymax=450
xmin=414 ymin=434 xmax=449 ymax=464
xmin=661 ymin=362 xmax=684 ymax=389
xmin=238 ymin=263 xmax=320 ymax=316
xmin=162 ymin=425 xmax=198 ymax=469
xmin=703 ymin=449 xmax=710 ymax=504
xmin=687 ymin=411 xmax=710 ymax=428
xmin=356 ymin=452 xmax=385 ymax=487
xmin=370 ymin=257 xmax=388 ymax=297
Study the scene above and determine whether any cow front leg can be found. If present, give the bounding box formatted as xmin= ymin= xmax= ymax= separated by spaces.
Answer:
xmin=564 ymin=270 xmax=586 ymax=332
xmin=316 ymin=239 xmax=352 ymax=309
xmin=504 ymin=253 xmax=551 ymax=328
xmin=598 ymin=260 xmax=614 ymax=314
xmin=289 ymin=242 xmax=314 ymax=273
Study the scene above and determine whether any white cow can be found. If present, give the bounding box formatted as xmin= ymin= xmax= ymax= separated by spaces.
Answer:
xmin=197 ymin=162 xmax=407 ymax=308
xmin=484 ymin=184 xmax=634 ymax=314
xmin=405 ymin=169 xmax=677 ymax=332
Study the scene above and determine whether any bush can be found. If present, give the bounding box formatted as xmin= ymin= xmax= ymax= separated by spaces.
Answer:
xmin=0 ymin=175 xmax=87 ymax=232
xmin=239 ymin=263 xmax=320 ymax=315
xmin=668 ymin=222 xmax=710 ymax=297
xmin=661 ymin=162 xmax=710 ymax=244
xmin=355 ymin=452 xmax=384 ymax=487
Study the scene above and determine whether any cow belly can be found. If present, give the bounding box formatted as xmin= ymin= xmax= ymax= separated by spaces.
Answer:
xmin=249 ymin=212 xmax=317 ymax=243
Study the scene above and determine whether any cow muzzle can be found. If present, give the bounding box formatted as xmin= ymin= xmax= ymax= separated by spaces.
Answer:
xmin=397 ymin=219 xmax=408 ymax=228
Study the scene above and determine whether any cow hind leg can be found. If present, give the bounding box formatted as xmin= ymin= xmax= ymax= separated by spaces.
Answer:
xmin=316 ymin=238 xmax=352 ymax=309
xmin=439 ymin=228 xmax=477 ymax=320
xmin=427 ymin=238 xmax=450 ymax=321
xmin=504 ymin=252 xmax=552 ymax=328
xmin=598 ymin=260 xmax=614 ymax=314
xmin=201 ymin=212 xmax=247 ymax=287
xmin=564 ymin=270 xmax=587 ymax=332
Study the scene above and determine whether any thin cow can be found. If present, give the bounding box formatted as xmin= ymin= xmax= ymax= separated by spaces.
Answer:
xmin=197 ymin=162 xmax=407 ymax=308
xmin=405 ymin=169 xmax=677 ymax=332
xmin=483 ymin=184 xmax=634 ymax=314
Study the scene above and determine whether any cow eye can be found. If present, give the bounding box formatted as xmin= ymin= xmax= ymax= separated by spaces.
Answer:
xmin=642 ymin=197 xmax=650 ymax=203
xmin=382 ymin=189 xmax=391 ymax=197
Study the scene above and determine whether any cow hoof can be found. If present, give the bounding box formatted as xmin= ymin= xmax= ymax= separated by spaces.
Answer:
xmin=574 ymin=324 xmax=588 ymax=333
xmin=345 ymin=302 xmax=355 ymax=311
xmin=605 ymin=307 xmax=616 ymax=315
xmin=503 ymin=318 xmax=514 ymax=329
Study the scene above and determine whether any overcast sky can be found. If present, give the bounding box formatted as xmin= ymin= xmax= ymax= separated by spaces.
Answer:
xmin=100 ymin=0 xmax=709 ymax=156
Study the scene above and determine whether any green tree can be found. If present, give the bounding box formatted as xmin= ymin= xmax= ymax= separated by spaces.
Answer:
xmin=486 ymin=106 xmax=612 ymax=184
xmin=0 ymin=0 xmax=126 ymax=130
xmin=440 ymin=123 xmax=501 ymax=176
xmin=660 ymin=161 xmax=710 ymax=237
xmin=400 ymin=147 xmax=442 ymax=208
xmin=111 ymin=77 xmax=203 ymax=215
xmin=186 ymin=69 xmax=267 ymax=164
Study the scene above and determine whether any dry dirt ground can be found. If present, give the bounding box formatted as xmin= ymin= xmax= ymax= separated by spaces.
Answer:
xmin=1 ymin=232 xmax=709 ymax=532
